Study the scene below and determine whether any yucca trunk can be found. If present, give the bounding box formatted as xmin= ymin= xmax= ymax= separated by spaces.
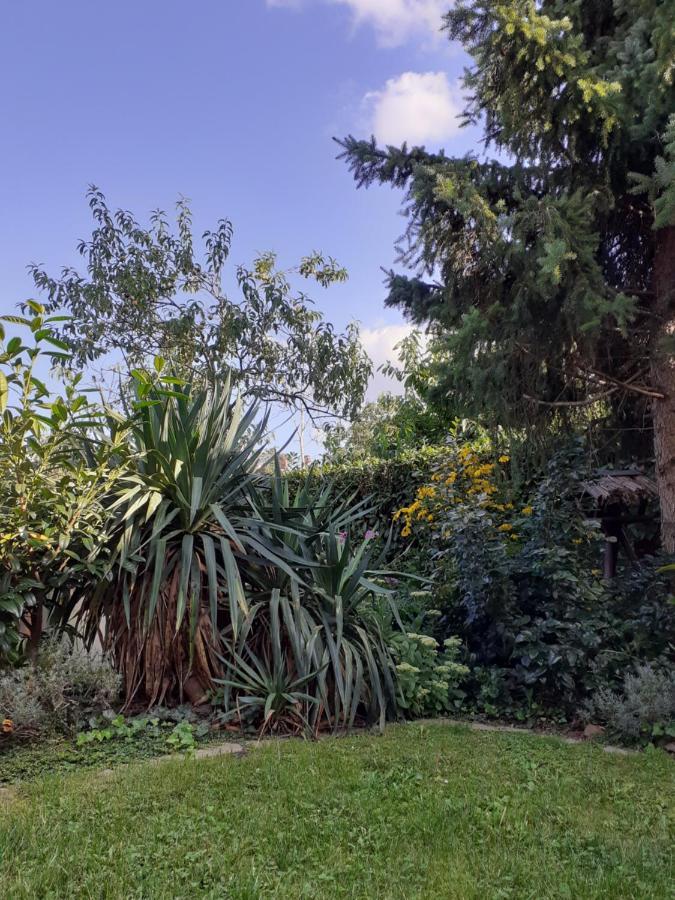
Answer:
xmin=108 ymin=563 xmax=224 ymax=707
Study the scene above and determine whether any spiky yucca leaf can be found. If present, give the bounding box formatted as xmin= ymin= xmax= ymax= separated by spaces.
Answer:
xmin=242 ymin=460 xmax=374 ymax=594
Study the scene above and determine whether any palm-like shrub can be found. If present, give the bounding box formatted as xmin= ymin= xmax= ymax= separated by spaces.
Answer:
xmin=76 ymin=380 xmax=275 ymax=705
xmin=218 ymin=523 xmax=399 ymax=733
xmin=243 ymin=458 xmax=371 ymax=593
xmin=218 ymin=590 xmax=324 ymax=735
xmin=71 ymin=382 xmax=404 ymax=728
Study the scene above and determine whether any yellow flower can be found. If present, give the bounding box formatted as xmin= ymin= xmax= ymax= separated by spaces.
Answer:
xmin=498 ymin=523 xmax=513 ymax=532
xmin=498 ymin=455 xmax=510 ymax=464
xmin=444 ymin=472 xmax=457 ymax=485
xmin=572 ymin=538 xmax=582 ymax=545
xmin=472 ymin=463 xmax=494 ymax=478
xmin=521 ymin=506 xmax=534 ymax=516
xmin=510 ymin=534 xmax=519 ymax=540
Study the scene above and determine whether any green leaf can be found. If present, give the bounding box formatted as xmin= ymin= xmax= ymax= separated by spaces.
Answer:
xmin=220 ymin=537 xmax=248 ymax=638
xmin=201 ymin=534 xmax=219 ymax=627
xmin=0 ymin=371 xmax=7 ymax=413
xmin=175 ymin=533 xmax=194 ymax=631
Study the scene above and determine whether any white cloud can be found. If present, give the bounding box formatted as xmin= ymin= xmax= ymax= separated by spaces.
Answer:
xmin=362 ymin=70 xmax=461 ymax=145
xmin=334 ymin=0 xmax=447 ymax=46
xmin=266 ymin=0 xmax=448 ymax=47
xmin=360 ymin=322 xmax=414 ymax=400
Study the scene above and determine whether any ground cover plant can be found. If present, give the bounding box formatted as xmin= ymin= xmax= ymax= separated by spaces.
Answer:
xmin=0 ymin=712 xmax=219 ymax=784
xmin=1 ymin=723 xmax=672 ymax=899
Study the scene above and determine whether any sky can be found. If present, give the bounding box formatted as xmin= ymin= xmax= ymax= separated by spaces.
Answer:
xmin=0 ymin=0 xmax=481 ymax=449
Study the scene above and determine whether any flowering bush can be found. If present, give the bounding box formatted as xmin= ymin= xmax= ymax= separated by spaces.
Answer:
xmin=395 ymin=443 xmax=537 ymax=543
xmin=390 ymin=632 xmax=469 ymax=717
xmin=392 ymin=444 xmax=673 ymax=715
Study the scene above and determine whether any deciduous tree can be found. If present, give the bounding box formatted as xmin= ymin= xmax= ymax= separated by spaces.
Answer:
xmin=33 ymin=189 xmax=371 ymax=422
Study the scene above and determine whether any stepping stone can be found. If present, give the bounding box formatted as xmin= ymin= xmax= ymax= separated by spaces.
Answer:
xmin=152 ymin=741 xmax=247 ymax=764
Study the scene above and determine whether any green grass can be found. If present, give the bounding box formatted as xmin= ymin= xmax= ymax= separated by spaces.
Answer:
xmin=1 ymin=724 xmax=672 ymax=899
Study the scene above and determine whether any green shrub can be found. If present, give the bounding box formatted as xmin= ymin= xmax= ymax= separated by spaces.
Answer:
xmin=0 ymin=305 xmax=127 ymax=666
xmin=0 ymin=638 xmax=121 ymax=737
xmin=390 ymin=633 xmax=469 ymax=717
xmin=390 ymin=443 xmax=675 ymax=716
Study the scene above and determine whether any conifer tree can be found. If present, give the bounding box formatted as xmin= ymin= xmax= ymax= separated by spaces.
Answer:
xmin=339 ymin=1 xmax=675 ymax=548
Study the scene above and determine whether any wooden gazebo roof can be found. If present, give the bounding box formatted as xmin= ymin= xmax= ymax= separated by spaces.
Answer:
xmin=580 ymin=469 xmax=658 ymax=505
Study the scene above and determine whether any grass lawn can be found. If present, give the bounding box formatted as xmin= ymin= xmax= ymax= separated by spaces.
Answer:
xmin=0 ymin=723 xmax=672 ymax=899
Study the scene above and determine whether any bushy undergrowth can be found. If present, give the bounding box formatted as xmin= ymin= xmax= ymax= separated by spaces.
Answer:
xmin=387 ymin=443 xmax=675 ymax=722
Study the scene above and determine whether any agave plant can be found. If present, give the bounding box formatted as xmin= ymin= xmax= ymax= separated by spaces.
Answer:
xmin=74 ymin=379 xmax=283 ymax=706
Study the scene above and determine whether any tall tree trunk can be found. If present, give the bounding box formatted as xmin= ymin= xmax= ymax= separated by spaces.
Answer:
xmin=651 ymin=225 xmax=675 ymax=554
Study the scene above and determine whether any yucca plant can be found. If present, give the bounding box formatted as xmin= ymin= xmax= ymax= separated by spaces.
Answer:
xmin=242 ymin=458 xmax=372 ymax=593
xmin=75 ymin=379 xmax=282 ymax=706
xmin=217 ymin=590 xmax=325 ymax=735
xmin=300 ymin=527 xmax=400 ymax=731
xmin=218 ymin=525 xmax=402 ymax=734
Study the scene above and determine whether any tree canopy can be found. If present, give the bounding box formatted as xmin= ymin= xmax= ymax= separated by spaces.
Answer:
xmin=324 ymin=331 xmax=455 ymax=461
xmin=339 ymin=0 xmax=675 ymax=545
xmin=32 ymin=189 xmax=371 ymax=421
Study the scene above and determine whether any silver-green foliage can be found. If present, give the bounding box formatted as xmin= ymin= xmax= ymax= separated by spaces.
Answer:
xmin=585 ymin=664 xmax=675 ymax=743
xmin=0 ymin=637 xmax=120 ymax=735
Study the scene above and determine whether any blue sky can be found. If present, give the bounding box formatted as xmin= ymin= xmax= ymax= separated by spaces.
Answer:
xmin=0 ymin=1 xmax=481 ymax=442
